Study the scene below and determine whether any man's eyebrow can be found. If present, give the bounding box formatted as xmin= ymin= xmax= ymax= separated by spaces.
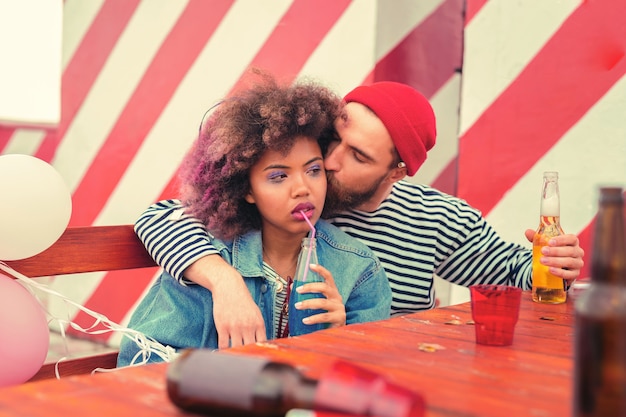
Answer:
xmin=339 ymin=110 xmax=376 ymax=163
xmin=348 ymin=144 xmax=376 ymax=163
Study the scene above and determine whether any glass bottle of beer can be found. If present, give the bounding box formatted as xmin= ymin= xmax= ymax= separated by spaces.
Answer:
xmin=573 ymin=187 xmax=626 ymax=416
xmin=166 ymin=349 xmax=425 ymax=417
xmin=532 ymin=171 xmax=567 ymax=303
xmin=288 ymin=237 xmax=327 ymax=336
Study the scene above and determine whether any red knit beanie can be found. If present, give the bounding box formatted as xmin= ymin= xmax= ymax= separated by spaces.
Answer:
xmin=344 ymin=82 xmax=436 ymax=176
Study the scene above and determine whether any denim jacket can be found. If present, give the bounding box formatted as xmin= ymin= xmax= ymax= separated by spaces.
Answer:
xmin=117 ymin=219 xmax=391 ymax=366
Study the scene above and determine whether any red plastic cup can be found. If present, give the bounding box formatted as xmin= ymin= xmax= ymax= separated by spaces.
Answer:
xmin=470 ymin=284 xmax=522 ymax=346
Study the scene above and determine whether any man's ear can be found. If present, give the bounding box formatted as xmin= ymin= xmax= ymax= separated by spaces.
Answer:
xmin=388 ymin=164 xmax=408 ymax=182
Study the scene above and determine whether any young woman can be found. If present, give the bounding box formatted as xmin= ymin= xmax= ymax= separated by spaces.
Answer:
xmin=117 ymin=73 xmax=391 ymax=366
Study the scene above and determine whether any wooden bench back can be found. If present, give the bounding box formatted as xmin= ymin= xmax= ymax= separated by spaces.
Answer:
xmin=4 ymin=225 xmax=158 ymax=382
xmin=5 ymin=225 xmax=157 ymax=277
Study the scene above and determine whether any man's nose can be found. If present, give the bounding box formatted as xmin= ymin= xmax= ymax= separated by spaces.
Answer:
xmin=324 ymin=146 xmax=341 ymax=171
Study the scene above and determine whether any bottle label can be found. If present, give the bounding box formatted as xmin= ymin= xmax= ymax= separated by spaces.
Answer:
xmin=178 ymin=350 xmax=268 ymax=408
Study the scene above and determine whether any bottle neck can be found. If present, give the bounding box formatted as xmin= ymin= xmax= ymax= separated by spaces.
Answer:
xmin=300 ymin=237 xmax=316 ymax=250
xmin=295 ymin=237 xmax=320 ymax=283
xmin=590 ymin=188 xmax=626 ymax=285
xmin=539 ymin=194 xmax=560 ymax=217
xmin=540 ymin=172 xmax=560 ymax=217
xmin=282 ymin=371 xmax=318 ymax=411
xmin=539 ymin=214 xmax=561 ymax=224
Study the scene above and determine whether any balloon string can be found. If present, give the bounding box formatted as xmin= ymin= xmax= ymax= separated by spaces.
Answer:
xmin=300 ymin=211 xmax=316 ymax=282
xmin=0 ymin=262 xmax=178 ymax=376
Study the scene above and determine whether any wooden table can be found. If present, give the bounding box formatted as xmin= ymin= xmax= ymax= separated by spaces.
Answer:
xmin=0 ymin=292 xmax=576 ymax=417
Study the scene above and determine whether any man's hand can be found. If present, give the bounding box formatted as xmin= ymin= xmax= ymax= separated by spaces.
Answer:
xmin=185 ymin=255 xmax=267 ymax=349
xmin=524 ymin=229 xmax=585 ymax=282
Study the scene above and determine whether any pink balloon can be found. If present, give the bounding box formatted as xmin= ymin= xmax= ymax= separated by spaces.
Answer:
xmin=0 ymin=274 xmax=49 ymax=387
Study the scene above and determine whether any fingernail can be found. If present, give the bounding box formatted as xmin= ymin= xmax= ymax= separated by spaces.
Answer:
xmin=294 ymin=302 xmax=302 ymax=309
xmin=541 ymin=246 xmax=550 ymax=255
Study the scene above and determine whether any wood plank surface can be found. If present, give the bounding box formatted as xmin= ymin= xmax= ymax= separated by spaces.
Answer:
xmin=4 ymin=225 xmax=158 ymax=277
xmin=0 ymin=293 xmax=575 ymax=417
xmin=27 ymin=352 xmax=120 ymax=383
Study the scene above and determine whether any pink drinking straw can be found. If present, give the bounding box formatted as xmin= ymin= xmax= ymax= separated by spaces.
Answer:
xmin=300 ymin=210 xmax=316 ymax=282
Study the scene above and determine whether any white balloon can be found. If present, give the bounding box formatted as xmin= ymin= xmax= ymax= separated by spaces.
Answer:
xmin=0 ymin=154 xmax=72 ymax=260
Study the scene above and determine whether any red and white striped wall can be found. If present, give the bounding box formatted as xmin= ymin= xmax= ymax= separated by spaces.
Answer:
xmin=1 ymin=0 xmax=624 ymax=345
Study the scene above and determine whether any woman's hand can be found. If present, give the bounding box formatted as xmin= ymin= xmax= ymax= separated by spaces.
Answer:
xmin=294 ymin=263 xmax=346 ymax=328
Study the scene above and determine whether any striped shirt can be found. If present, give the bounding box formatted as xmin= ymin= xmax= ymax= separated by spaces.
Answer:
xmin=135 ymin=180 xmax=532 ymax=316
xmin=262 ymin=263 xmax=289 ymax=338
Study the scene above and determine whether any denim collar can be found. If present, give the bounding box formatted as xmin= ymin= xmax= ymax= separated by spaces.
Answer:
xmin=229 ymin=230 xmax=265 ymax=278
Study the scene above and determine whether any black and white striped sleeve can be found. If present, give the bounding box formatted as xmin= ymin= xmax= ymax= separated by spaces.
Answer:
xmin=134 ymin=199 xmax=219 ymax=284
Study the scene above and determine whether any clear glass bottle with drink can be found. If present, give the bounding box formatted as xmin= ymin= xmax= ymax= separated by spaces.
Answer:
xmin=532 ymin=171 xmax=567 ymax=303
xmin=288 ymin=237 xmax=328 ymax=336
xmin=573 ymin=187 xmax=626 ymax=416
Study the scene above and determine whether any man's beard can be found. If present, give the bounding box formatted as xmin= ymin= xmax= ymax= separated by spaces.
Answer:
xmin=322 ymin=172 xmax=384 ymax=218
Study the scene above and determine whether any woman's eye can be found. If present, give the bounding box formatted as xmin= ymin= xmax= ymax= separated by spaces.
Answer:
xmin=267 ymin=171 xmax=287 ymax=182
xmin=307 ymin=163 xmax=323 ymax=176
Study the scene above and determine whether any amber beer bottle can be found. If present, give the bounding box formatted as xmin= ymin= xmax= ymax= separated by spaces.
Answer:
xmin=573 ymin=187 xmax=626 ymax=416
xmin=532 ymin=171 xmax=567 ymax=303
xmin=166 ymin=349 xmax=425 ymax=417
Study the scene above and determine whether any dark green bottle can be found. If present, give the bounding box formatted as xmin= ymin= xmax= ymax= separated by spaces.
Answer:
xmin=573 ymin=187 xmax=626 ymax=416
